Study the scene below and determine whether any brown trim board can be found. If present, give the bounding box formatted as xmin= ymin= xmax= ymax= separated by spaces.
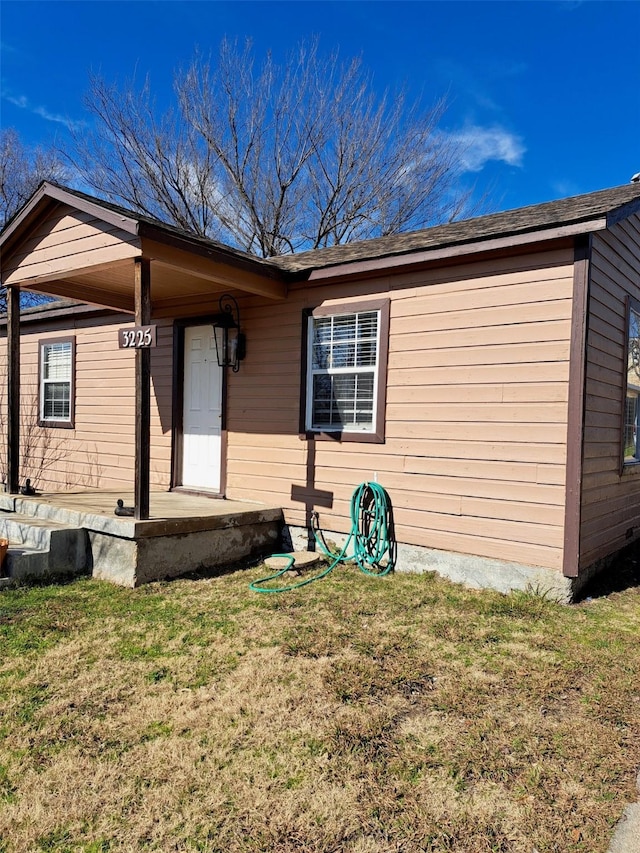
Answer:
xmin=300 ymin=224 xmax=604 ymax=283
xmin=562 ymin=235 xmax=590 ymax=578
xmin=0 ymin=184 xmax=139 ymax=251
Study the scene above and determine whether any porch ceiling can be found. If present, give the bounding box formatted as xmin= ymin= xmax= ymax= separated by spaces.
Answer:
xmin=9 ymin=245 xmax=287 ymax=314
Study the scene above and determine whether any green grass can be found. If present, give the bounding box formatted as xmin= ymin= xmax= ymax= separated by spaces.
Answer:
xmin=0 ymin=559 xmax=639 ymax=852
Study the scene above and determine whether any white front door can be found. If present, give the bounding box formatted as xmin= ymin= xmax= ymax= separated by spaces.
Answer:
xmin=182 ymin=325 xmax=223 ymax=491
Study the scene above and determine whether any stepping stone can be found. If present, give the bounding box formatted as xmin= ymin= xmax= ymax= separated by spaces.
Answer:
xmin=264 ymin=551 xmax=323 ymax=571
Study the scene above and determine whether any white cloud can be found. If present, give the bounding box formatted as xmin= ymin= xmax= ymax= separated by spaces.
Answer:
xmin=0 ymin=41 xmax=21 ymax=57
xmin=444 ymin=125 xmax=526 ymax=173
xmin=2 ymin=91 xmax=85 ymax=132
xmin=32 ymin=105 xmax=85 ymax=131
xmin=5 ymin=93 xmax=29 ymax=109
xmin=434 ymin=58 xmax=528 ymax=114
xmin=550 ymin=179 xmax=582 ymax=198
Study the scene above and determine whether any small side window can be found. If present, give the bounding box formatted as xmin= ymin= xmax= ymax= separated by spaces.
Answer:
xmin=39 ymin=337 xmax=75 ymax=428
xmin=624 ymin=299 xmax=640 ymax=465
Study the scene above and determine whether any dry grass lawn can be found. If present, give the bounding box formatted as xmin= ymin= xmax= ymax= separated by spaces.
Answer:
xmin=1 ymin=558 xmax=639 ymax=852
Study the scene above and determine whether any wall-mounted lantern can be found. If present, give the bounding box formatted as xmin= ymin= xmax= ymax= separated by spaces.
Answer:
xmin=212 ymin=294 xmax=246 ymax=372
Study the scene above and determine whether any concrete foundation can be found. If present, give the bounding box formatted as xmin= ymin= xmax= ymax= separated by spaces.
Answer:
xmin=285 ymin=524 xmax=577 ymax=603
xmin=90 ymin=513 xmax=281 ymax=587
xmin=2 ymin=490 xmax=624 ymax=598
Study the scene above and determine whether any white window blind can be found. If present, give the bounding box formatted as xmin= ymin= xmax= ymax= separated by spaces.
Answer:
xmin=308 ymin=310 xmax=379 ymax=432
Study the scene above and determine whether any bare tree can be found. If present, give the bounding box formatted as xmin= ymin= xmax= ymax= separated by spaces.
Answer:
xmin=0 ymin=128 xmax=67 ymax=229
xmin=70 ymin=39 xmax=474 ymax=258
xmin=0 ymin=379 xmax=66 ymax=491
xmin=1 ymin=129 xmax=68 ymax=314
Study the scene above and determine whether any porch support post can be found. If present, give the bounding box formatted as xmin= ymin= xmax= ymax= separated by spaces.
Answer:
xmin=6 ymin=286 xmax=20 ymax=494
xmin=134 ymin=258 xmax=151 ymax=520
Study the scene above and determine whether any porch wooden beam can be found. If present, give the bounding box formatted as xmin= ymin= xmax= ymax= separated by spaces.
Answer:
xmin=21 ymin=282 xmax=135 ymax=315
xmin=3 ymin=242 xmax=141 ymax=288
xmin=134 ymin=258 xmax=151 ymax=521
xmin=6 ymin=286 xmax=20 ymax=494
xmin=142 ymin=239 xmax=287 ymax=300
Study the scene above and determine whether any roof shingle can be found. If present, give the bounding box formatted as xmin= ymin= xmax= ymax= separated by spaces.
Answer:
xmin=272 ymin=183 xmax=640 ymax=274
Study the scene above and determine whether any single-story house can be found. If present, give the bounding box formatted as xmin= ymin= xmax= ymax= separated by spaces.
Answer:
xmin=1 ymin=181 xmax=640 ymax=599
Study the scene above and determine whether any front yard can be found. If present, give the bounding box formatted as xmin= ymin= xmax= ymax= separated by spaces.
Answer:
xmin=1 ymin=559 xmax=639 ymax=852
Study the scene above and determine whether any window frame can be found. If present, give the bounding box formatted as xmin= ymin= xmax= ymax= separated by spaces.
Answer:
xmin=622 ymin=296 xmax=640 ymax=469
xmin=38 ymin=336 xmax=76 ymax=429
xmin=300 ymin=299 xmax=390 ymax=443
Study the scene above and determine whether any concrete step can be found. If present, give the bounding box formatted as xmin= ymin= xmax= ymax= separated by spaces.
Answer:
xmin=1 ymin=511 xmax=78 ymax=550
xmin=0 ymin=494 xmax=86 ymax=526
xmin=0 ymin=511 xmax=89 ymax=582
xmin=3 ymin=546 xmax=52 ymax=583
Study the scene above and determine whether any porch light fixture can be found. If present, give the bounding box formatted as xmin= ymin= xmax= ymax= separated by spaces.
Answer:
xmin=212 ymin=294 xmax=245 ymax=372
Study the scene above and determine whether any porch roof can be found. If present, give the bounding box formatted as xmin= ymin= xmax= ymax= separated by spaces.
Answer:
xmin=0 ymin=183 xmax=287 ymax=312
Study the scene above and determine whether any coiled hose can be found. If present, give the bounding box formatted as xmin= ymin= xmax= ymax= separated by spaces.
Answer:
xmin=249 ymin=481 xmax=396 ymax=593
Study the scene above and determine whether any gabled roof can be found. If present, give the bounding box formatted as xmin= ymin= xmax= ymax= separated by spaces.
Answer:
xmin=0 ymin=182 xmax=287 ymax=308
xmin=0 ymin=181 xmax=283 ymax=282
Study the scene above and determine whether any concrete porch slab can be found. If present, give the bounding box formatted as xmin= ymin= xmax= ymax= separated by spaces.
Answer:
xmin=1 ymin=490 xmax=282 ymax=532
xmin=1 ymin=490 xmax=284 ymax=587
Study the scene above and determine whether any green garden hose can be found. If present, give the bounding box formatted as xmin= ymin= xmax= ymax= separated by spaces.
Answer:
xmin=249 ymin=481 xmax=396 ymax=593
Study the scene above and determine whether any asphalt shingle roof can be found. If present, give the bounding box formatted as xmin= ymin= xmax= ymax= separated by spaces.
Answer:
xmin=272 ymin=183 xmax=640 ymax=274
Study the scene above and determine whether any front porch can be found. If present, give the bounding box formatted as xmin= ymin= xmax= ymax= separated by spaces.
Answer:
xmin=0 ymin=490 xmax=283 ymax=588
xmin=1 ymin=183 xmax=288 ymax=520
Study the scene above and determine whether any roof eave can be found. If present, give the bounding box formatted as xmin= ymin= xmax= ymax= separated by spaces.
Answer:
xmin=607 ymin=195 xmax=640 ymax=227
xmin=297 ymin=216 xmax=608 ymax=282
xmin=0 ymin=182 xmax=141 ymax=255
xmin=138 ymin=221 xmax=284 ymax=282
xmin=0 ymin=300 xmax=125 ymax=329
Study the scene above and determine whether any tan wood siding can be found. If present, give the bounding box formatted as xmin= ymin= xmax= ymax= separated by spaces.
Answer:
xmin=580 ymin=213 xmax=640 ymax=568
xmin=2 ymin=204 xmax=141 ymax=285
xmin=224 ymin=248 xmax=574 ymax=570
xmin=0 ymin=315 xmax=172 ymax=491
xmin=0 ymin=241 xmax=584 ymax=574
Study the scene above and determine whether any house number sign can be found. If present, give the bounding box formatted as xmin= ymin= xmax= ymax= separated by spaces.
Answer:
xmin=118 ymin=325 xmax=157 ymax=349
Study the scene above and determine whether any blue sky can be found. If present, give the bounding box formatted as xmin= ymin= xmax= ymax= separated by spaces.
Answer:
xmin=1 ymin=0 xmax=639 ymax=215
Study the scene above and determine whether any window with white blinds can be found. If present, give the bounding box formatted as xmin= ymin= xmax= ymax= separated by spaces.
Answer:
xmin=306 ymin=309 xmax=381 ymax=433
xmin=39 ymin=339 xmax=74 ymax=426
